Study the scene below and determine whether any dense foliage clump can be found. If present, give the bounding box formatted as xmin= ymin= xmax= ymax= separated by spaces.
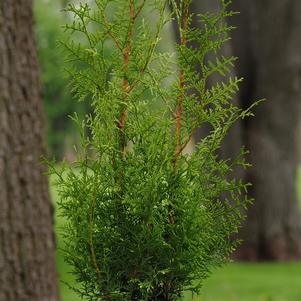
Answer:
xmin=49 ymin=0 xmax=255 ymax=300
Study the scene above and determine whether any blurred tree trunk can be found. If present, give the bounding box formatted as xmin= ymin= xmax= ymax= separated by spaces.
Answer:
xmin=0 ymin=0 xmax=60 ymax=300
xmin=181 ymin=0 xmax=301 ymax=261
xmin=231 ymin=0 xmax=301 ymax=261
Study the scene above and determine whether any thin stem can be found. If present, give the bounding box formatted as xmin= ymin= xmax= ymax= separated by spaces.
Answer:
xmin=175 ymin=124 xmax=198 ymax=157
xmin=89 ymin=195 xmax=111 ymax=301
xmin=116 ymin=0 xmax=169 ymax=151
xmin=173 ymin=1 xmax=189 ymax=167
xmin=117 ymin=0 xmax=165 ymax=151
xmin=125 ymin=0 xmax=168 ymax=99
xmin=102 ymin=15 xmax=123 ymax=52
xmin=167 ymin=1 xmax=190 ymax=233
xmin=117 ymin=0 xmax=135 ymax=154
xmin=134 ymin=0 xmax=146 ymax=19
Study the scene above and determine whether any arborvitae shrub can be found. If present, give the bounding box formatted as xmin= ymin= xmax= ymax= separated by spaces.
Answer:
xmin=49 ymin=0 xmax=257 ymax=300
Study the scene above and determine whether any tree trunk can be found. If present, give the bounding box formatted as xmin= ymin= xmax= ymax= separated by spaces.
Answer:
xmin=0 ymin=0 xmax=60 ymax=300
xmin=231 ymin=0 xmax=301 ymax=261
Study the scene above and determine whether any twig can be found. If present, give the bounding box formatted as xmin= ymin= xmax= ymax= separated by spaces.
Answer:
xmin=173 ymin=1 xmax=189 ymax=167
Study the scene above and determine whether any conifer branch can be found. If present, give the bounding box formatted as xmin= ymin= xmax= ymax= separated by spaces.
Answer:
xmin=174 ymin=0 xmax=189 ymax=167
xmin=134 ymin=0 xmax=146 ymax=19
xmin=162 ymin=94 xmax=177 ymax=119
xmin=102 ymin=15 xmax=123 ymax=52
xmin=126 ymin=0 xmax=168 ymax=96
xmin=117 ymin=0 xmax=135 ymax=154
xmin=89 ymin=200 xmax=111 ymax=301
xmin=175 ymin=124 xmax=198 ymax=157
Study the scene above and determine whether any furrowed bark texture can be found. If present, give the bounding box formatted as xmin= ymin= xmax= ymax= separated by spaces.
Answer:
xmin=0 ymin=0 xmax=60 ymax=300
xmin=185 ymin=0 xmax=301 ymax=261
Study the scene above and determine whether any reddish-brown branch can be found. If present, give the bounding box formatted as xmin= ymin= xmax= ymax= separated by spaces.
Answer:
xmin=118 ymin=110 xmax=127 ymax=131
xmin=174 ymin=2 xmax=188 ymax=167
xmin=169 ymin=3 xmax=189 ymax=231
xmin=175 ymin=71 xmax=185 ymax=154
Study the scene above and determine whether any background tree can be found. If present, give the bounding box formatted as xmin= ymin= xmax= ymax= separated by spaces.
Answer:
xmin=231 ymin=0 xmax=301 ymax=261
xmin=0 ymin=0 xmax=60 ymax=300
xmin=184 ymin=0 xmax=301 ymax=261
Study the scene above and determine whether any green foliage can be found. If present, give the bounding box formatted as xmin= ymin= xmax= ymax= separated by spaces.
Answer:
xmin=49 ymin=0 xmax=256 ymax=300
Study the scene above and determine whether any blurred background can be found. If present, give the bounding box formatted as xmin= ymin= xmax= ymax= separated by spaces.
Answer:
xmin=1 ymin=0 xmax=300 ymax=300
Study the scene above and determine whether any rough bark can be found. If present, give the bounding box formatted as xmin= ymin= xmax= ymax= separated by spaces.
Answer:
xmin=231 ymin=0 xmax=301 ymax=261
xmin=0 ymin=0 xmax=60 ymax=300
xmin=185 ymin=0 xmax=301 ymax=261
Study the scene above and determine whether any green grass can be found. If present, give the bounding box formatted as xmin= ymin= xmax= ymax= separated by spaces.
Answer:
xmin=184 ymin=263 xmax=301 ymax=301
xmin=52 ymin=171 xmax=301 ymax=301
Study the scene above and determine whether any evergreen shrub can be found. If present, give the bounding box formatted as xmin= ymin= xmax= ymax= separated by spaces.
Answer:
xmin=49 ymin=0 xmax=257 ymax=300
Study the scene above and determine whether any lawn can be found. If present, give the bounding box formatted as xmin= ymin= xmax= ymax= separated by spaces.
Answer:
xmin=51 ymin=170 xmax=301 ymax=301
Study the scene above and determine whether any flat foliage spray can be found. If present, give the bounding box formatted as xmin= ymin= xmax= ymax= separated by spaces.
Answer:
xmin=49 ymin=0 xmax=256 ymax=300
